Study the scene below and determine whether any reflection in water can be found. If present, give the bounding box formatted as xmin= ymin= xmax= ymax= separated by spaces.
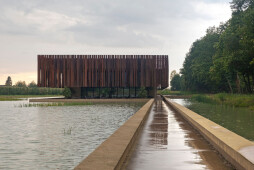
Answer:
xmin=0 ymin=100 xmax=143 ymax=169
xmin=149 ymin=97 xmax=168 ymax=148
xmin=126 ymin=96 xmax=233 ymax=170
xmin=172 ymin=98 xmax=254 ymax=141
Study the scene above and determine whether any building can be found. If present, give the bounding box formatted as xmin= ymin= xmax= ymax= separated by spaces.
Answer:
xmin=37 ymin=55 xmax=168 ymax=98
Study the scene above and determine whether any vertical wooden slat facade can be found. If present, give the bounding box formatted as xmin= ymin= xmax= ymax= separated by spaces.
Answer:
xmin=37 ymin=55 xmax=168 ymax=89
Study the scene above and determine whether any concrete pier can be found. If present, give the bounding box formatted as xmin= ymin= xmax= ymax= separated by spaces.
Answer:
xmin=125 ymin=96 xmax=232 ymax=169
xmin=74 ymin=99 xmax=154 ymax=170
xmin=164 ymin=97 xmax=254 ymax=170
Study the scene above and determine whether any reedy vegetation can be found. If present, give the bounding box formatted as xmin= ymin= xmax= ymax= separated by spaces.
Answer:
xmin=17 ymin=102 xmax=93 ymax=107
xmin=0 ymin=86 xmax=63 ymax=96
xmin=191 ymin=93 xmax=254 ymax=109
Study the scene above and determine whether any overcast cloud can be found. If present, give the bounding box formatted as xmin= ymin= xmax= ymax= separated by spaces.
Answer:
xmin=0 ymin=0 xmax=232 ymax=84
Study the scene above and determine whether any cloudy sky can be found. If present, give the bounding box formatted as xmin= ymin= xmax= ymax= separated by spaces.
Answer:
xmin=0 ymin=0 xmax=232 ymax=85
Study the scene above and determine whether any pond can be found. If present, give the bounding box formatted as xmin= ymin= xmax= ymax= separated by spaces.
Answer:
xmin=171 ymin=99 xmax=254 ymax=141
xmin=0 ymin=99 xmax=144 ymax=169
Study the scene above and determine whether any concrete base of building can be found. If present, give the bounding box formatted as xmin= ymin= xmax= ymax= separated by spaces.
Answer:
xmin=162 ymin=96 xmax=254 ymax=170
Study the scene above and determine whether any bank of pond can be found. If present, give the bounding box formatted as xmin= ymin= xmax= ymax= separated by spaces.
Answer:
xmin=171 ymin=98 xmax=254 ymax=141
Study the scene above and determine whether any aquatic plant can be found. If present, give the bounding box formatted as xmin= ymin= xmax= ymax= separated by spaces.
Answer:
xmin=64 ymin=127 xmax=72 ymax=135
xmin=17 ymin=102 xmax=93 ymax=107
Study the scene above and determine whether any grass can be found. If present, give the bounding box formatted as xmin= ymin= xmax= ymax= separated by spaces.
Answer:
xmin=191 ymin=94 xmax=216 ymax=104
xmin=158 ymin=89 xmax=254 ymax=108
xmin=191 ymin=93 xmax=254 ymax=109
xmin=0 ymin=95 xmax=63 ymax=101
xmin=157 ymin=89 xmax=194 ymax=96
xmin=17 ymin=102 xmax=93 ymax=107
xmin=159 ymin=90 xmax=254 ymax=109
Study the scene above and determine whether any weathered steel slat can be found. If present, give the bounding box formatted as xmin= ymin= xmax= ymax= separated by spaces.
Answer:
xmin=37 ymin=55 xmax=168 ymax=88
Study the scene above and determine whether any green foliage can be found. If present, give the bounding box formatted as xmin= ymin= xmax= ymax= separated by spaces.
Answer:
xmin=101 ymin=88 xmax=110 ymax=97
xmin=217 ymin=93 xmax=226 ymax=102
xmin=64 ymin=127 xmax=72 ymax=135
xmin=181 ymin=1 xmax=254 ymax=94
xmin=5 ymin=76 xmax=12 ymax=86
xmin=191 ymin=93 xmax=254 ymax=108
xmin=63 ymin=87 xmax=72 ymax=99
xmin=0 ymin=86 xmax=63 ymax=95
xmin=28 ymin=81 xmax=37 ymax=88
xmin=211 ymin=5 xmax=254 ymax=93
xmin=181 ymin=27 xmax=220 ymax=92
xmin=191 ymin=95 xmax=216 ymax=104
xmin=15 ymin=81 xmax=27 ymax=87
xmin=170 ymin=74 xmax=181 ymax=91
xmin=157 ymin=89 xmax=170 ymax=95
xmin=137 ymin=87 xmax=147 ymax=98
xmin=170 ymin=70 xmax=177 ymax=80
xmin=157 ymin=89 xmax=194 ymax=96
xmin=230 ymin=0 xmax=254 ymax=12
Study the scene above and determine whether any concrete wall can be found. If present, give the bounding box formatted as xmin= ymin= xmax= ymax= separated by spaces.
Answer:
xmin=74 ymin=99 xmax=154 ymax=170
xmin=163 ymin=96 xmax=254 ymax=170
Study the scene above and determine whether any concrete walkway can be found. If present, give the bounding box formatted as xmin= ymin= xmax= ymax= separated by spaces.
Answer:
xmin=125 ymin=96 xmax=233 ymax=170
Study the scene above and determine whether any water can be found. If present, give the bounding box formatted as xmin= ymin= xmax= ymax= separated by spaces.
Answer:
xmin=126 ymin=97 xmax=232 ymax=170
xmin=0 ymin=99 xmax=143 ymax=169
xmin=171 ymin=99 xmax=254 ymax=141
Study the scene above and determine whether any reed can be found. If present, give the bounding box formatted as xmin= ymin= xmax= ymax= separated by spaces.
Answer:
xmin=17 ymin=102 xmax=93 ymax=107
xmin=191 ymin=93 xmax=254 ymax=108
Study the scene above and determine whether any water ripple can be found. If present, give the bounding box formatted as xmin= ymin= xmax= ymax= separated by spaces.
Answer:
xmin=0 ymin=100 xmax=143 ymax=169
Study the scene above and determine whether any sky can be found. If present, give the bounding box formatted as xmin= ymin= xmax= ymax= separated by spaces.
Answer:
xmin=0 ymin=0 xmax=232 ymax=85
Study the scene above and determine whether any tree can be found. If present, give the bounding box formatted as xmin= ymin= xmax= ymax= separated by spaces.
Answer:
xmin=211 ymin=5 xmax=254 ymax=93
xmin=180 ymin=0 xmax=254 ymax=94
xmin=230 ymin=0 xmax=254 ymax=12
xmin=170 ymin=74 xmax=181 ymax=91
xmin=181 ymin=27 xmax=220 ymax=92
xmin=170 ymin=70 xmax=177 ymax=80
xmin=15 ymin=81 xmax=27 ymax=87
xmin=5 ymin=76 xmax=12 ymax=86
xmin=28 ymin=81 xmax=37 ymax=88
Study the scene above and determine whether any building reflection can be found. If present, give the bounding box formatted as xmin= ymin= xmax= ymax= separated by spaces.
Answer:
xmin=149 ymin=96 xmax=168 ymax=148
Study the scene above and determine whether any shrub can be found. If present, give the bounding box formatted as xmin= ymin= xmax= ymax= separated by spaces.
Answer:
xmin=0 ymin=86 xmax=63 ymax=95
xmin=137 ymin=87 xmax=147 ymax=98
xmin=63 ymin=87 xmax=72 ymax=98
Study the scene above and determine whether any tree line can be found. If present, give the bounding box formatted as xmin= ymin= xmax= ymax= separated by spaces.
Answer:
xmin=171 ymin=0 xmax=254 ymax=93
xmin=1 ymin=76 xmax=63 ymax=95
xmin=5 ymin=76 xmax=37 ymax=88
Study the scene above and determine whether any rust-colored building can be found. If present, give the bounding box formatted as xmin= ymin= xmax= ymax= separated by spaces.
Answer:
xmin=38 ymin=55 xmax=168 ymax=98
